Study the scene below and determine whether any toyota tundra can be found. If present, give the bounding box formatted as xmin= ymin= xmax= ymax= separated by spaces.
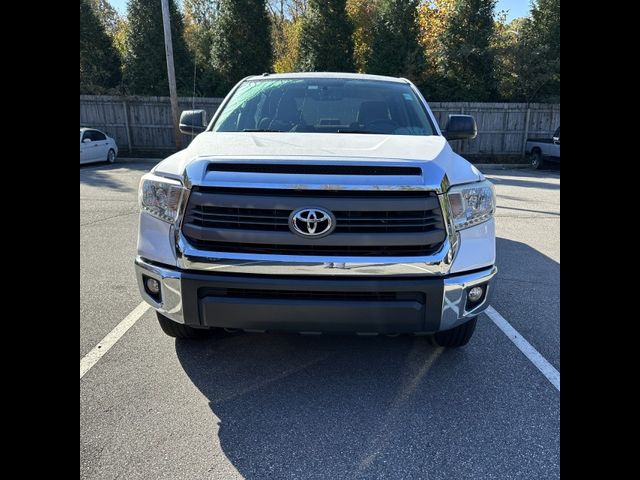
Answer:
xmin=135 ymin=72 xmax=497 ymax=347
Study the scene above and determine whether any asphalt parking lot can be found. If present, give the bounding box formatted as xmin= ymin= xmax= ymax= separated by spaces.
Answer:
xmin=80 ymin=161 xmax=560 ymax=479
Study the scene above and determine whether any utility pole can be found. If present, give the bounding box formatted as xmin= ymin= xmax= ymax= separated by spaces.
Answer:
xmin=160 ymin=0 xmax=182 ymax=150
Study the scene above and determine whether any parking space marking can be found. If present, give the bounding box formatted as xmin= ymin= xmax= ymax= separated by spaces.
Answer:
xmin=80 ymin=302 xmax=150 ymax=379
xmin=485 ymin=306 xmax=560 ymax=391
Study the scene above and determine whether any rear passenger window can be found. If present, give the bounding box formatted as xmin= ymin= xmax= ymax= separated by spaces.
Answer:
xmin=92 ymin=131 xmax=106 ymax=141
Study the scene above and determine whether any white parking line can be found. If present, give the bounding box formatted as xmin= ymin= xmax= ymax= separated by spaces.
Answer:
xmin=80 ymin=302 xmax=150 ymax=379
xmin=484 ymin=305 xmax=560 ymax=391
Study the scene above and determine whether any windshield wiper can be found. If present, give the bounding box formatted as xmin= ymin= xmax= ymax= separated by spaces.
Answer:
xmin=242 ymin=128 xmax=282 ymax=132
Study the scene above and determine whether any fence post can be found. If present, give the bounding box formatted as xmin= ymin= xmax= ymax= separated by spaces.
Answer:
xmin=123 ymin=100 xmax=132 ymax=154
xmin=521 ymin=106 xmax=531 ymax=159
xmin=459 ymin=104 xmax=465 ymax=154
xmin=501 ymin=104 xmax=508 ymax=156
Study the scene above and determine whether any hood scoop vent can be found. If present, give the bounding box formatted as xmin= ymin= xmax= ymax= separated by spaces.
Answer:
xmin=206 ymin=163 xmax=421 ymax=176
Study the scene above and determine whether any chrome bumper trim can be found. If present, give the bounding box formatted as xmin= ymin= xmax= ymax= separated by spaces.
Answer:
xmin=440 ymin=266 xmax=498 ymax=330
xmin=175 ymin=233 xmax=457 ymax=276
xmin=135 ymin=260 xmax=185 ymax=324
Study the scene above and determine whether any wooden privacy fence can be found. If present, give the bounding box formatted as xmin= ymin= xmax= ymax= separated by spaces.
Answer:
xmin=80 ymin=95 xmax=224 ymax=154
xmin=428 ymin=102 xmax=560 ymax=157
xmin=80 ymin=95 xmax=560 ymax=157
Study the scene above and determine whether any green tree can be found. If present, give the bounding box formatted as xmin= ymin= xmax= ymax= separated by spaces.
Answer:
xmin=439 ymin=0 xmax=497 ymax=101
xmin=367 ymin=0 xmax=424 ymax=81
xmin=121 ymin=0 xmax=194 ymax=96
xmin=297 ymin=0 xmax=354 ymax=72
xmin=516 ymin=0 xmax=560 ymax=102
xmin=269 ymin=1 xmax=307 ymax=73
xmin=346 ymin=0 xmax=380 ymax=73
xmin=80 ymin=0 xmax=122 ymax=93
xmin=273 ymin=18 xmax=304 ymax=72
xmin=493 ymin=15 xmax=525 ymax=101
xmin=493 ymin=0 xmax=559 ymax=102
xmin=184 ymin=0 xmax=220 ymax=94
xmin=211 ymin=0 xmax=273 ymax=95
xmin=88 ymin=0 xmax=121 ymax=36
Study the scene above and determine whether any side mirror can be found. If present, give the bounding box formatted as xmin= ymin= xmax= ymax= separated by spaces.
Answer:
xmin=443 ymin=114 xmax=477 ymax=141
xmin=82 ymin=138 xmax=92 ymax=143
xmin=179 ymin=109 xmax=207 ymax=135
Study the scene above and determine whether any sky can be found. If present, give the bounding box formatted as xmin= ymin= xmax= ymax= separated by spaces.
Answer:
xmin=108 ymin=0 xmax=531 ymax=23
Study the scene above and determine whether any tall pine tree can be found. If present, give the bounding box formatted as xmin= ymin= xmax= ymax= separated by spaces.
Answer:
xmin=498 ymin=0 xmax=559 ymax=102
xmin=80 ymin=0 xmax=122 ymax=93
xmin=297 ymin=0 xmax=354 ymax=72
xmin=439 ymin=0 xmax=497 ymax=101
xmin=184 ymin=0 xmax=220 ymax=95
xmin=522 ymin=0 xmax=559 ymax=101
xmin=367 ymin=0 xmax=424 ymax=81
xmin=121 ymin=0 xmax=193 ymax=96
xmin=210 ymin=0 xmax=272 ymax=95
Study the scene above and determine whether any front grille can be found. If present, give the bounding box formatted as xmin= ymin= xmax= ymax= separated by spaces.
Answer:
xmin=189 ymin=205 xmax=442 ymax=233
xmin=200 ymin=288 xmax=426 ymax=304
xmin=182 ymin=185 xmax=447 ymax=257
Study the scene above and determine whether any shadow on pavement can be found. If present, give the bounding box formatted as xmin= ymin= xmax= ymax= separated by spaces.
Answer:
xmin=174 ymin=239 xmax=559 ymax=479
xmin=80 ymin=163 xmax=152 ymax=191
xmin=488 ymin=174 xmax=559 ymax=191
xmin=496 ymin=205 xmax=560 ymax=216
xmin=491 ymin=237 xmax=559 ymax=369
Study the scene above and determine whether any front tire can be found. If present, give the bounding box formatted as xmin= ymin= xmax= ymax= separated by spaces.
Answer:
xmin=530 ymin=149 xmax=544 ymax=169
xmin=107 ymin=149 xmax=116 ymax=164
xmin=432 ymin=317 xmax=477 ymax=347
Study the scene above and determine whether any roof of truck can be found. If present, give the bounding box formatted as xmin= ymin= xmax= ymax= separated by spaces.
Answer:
xmin=246 ymin=72 xmax=409 ymax=84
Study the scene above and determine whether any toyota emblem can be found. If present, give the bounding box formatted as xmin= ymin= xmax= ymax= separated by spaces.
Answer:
xmin=289 ymin=207 xmax=335 ymax=238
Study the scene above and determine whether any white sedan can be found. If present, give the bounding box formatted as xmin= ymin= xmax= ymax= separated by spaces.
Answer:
xmin=80 ymin=128 xmax=118 ymax=164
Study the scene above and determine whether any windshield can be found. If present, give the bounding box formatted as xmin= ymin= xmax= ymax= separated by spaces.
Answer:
xmin=212 ymin=78 xmax=437 ymax=135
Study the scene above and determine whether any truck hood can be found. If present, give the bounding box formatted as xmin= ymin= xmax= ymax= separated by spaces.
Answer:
xmin=153 ymin=132 xmax=482 ymax=186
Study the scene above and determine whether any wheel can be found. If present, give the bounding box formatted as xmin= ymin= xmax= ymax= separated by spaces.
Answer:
xmin=432 ymin=317 xmax=477 ymax=347
xmin=107 ymin=149 xmax=116 ymax=164
xmin=530 ymin=149 xmax=544 ymax=169
xmin=156 ymin=312 xmax=210 ymax=339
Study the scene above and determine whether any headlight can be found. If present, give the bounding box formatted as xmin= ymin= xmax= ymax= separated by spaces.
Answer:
xmin=447 ymin=179 xmax=495 ymax=230
xmin=139 ymin=174 xmax=187 ymax=224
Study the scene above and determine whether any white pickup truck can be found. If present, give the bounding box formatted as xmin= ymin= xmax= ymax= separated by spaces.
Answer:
xmin=135 ymin=72 xmax=497 ymax=348
xmin=526 ymin=126 xmax=560 ymax=169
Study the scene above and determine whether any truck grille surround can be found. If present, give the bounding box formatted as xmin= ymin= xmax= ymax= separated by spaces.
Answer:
xmin=182 ymin=183 xmax=447 ymax=258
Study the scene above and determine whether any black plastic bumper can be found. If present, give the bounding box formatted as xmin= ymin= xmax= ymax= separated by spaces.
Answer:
xmin=181 ymin=271 xmax=445 ymax=333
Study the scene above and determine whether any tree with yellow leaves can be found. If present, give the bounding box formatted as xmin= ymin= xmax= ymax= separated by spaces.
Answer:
xmin=417 ymin=0 xmax=455 ymax=70
xmin=273 ymin=18 xmax=304 ymax=72
xmin=346 ymin=0 xmax=381 ymax=73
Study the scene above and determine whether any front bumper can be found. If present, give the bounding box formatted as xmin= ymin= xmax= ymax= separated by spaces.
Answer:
xmin=135 ymin=257 xmax=496 ymax=333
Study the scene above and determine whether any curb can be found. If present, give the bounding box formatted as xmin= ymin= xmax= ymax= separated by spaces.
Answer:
xmin=116 ymin=157 xmax=162 ymax=164
xmin=474 ymin=164 xmax=531 ymax=170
